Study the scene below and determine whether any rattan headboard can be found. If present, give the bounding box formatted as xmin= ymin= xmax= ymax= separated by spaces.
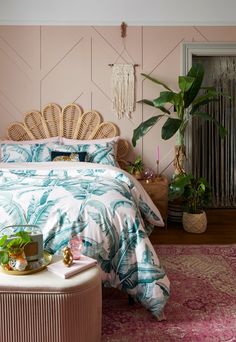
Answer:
xmin=6 ymin=103 xmax=129 ymax=162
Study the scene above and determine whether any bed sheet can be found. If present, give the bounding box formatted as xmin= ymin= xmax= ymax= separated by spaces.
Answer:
xmin=0 ymin=162 xmax=170 ymax=318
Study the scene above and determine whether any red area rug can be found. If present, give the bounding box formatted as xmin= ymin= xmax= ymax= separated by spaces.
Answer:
xmin=102 ymin=245 xmax=236 ymax=342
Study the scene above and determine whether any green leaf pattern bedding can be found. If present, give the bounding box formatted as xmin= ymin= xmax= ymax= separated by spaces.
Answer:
xmin=0 ymin=162 xmax=170 ymax=318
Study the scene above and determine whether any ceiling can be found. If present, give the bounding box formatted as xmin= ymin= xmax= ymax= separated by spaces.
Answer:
xmin=1 ymin=0 xmax=236 ymax=26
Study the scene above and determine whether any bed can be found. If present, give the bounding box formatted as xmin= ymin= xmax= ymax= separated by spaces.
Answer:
xmin=0 ymin=103 xmax=170 ymax=319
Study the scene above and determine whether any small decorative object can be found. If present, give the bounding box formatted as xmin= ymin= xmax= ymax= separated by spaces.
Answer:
xmin=169 ymin=173 xmax=211 ymax=233
xmin=143 ymin=168 xmax=155 ymax=183
xmin=8 ymin=248 xmax=28 ymax=271
xmin=63 ymin=246 xmax=74 ymax=267
xmin=0 ymin=231 xmax=32 ymax=271
xmin=112 ymin=64 xmax=135 ymax=119
xmin=1 ymin=225 xmax=44 ymax=262
xmin=110 ymin=22 xmax=138 ymax=119
xmin=69 ymin=234 xmax=83 ymax=260
xmin=47 ymin=255 xmax=97 ymax=279
xmin=127 ymin=156 xmax=144 ymax=180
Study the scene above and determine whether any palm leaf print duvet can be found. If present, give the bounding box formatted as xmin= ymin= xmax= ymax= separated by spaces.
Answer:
xmin=0 ymin=162 xmax=170 ymax=318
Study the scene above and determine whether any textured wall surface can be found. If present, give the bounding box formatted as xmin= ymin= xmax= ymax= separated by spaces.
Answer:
xmin=0 ymin=26 xmax=236 ymax=174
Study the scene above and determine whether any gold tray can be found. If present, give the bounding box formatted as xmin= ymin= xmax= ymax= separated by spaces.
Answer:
xmin=1 ymin=251 xmax=52 ymax=276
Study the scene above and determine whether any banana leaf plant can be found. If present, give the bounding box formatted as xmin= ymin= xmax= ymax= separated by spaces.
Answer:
xmin=132 ymin=63 xmax=227 ymax=174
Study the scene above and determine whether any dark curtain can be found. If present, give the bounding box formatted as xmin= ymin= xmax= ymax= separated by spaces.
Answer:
xmin=192 ymin=56 xmax=236 ymax=208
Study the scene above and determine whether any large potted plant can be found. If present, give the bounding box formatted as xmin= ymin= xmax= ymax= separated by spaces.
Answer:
xmin=169 ymin=173 xmax=211 ymax=233
xmin=132 ymin=63 xmax=227 ymax=174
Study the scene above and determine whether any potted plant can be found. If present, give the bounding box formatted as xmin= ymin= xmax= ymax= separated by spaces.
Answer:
xmin=132 ymin=63 xmax=227 ymax=174
xmin=127 ymin=155 xmax=144 ymax=179
xmin=169 ymin=173 xmax=211 ymax=233
xmin=0 ymin=231 xmax=32 ymax=271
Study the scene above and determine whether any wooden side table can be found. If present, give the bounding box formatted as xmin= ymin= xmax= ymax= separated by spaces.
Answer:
xmin=139 ymin=176 xmax=169 ymax=224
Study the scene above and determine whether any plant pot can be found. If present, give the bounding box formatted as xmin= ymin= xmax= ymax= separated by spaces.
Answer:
xmin=182 ymin=211 xmax=207 ymax=234
xmin=168 ymin=198 xmax=183 ymax=223
xmin=133 ymin=171 xmax=142 ymax=180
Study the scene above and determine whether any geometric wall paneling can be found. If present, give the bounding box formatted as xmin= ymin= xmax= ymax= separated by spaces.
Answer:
xmin=1 ymin=25 xmax=236 ymax=175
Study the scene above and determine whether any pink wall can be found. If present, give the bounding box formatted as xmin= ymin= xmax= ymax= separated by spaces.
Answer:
xmin=0 ymin=26 xmax=236 ymax=175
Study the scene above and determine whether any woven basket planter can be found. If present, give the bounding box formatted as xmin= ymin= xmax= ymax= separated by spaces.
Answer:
xmin=182 ymin=211 xmax=207 ymax=234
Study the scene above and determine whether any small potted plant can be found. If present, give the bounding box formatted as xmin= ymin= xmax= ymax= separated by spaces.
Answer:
xmin=169 ymin=173 xmax=211 ymax=233
xmin=127 ymin=155 xmax=144 ymax=180
xmin=0 ymin=231 xmax=32 ymax=271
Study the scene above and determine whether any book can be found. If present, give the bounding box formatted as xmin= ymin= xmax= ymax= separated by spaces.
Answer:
xmin=47 ymin=255 xmax=97 ymax=279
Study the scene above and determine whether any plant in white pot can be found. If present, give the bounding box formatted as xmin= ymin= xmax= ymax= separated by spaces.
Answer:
xmin=169 ymin=173 xmax=211 ymax=233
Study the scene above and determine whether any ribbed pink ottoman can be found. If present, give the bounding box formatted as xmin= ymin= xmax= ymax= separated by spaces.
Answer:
xmin=0 ymin=264 xmax=102 ymax=342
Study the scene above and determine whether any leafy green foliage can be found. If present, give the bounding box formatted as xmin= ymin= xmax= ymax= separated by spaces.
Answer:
xmin=132 ymin=63 xmax=228 ymax=147
xmin=161 ymin=118 xmax=182 ymax=140
xmin=127 ymin=155 xmax=144 ymax=174
xmin=169 ymin=173 xmax=212 ymax=214
xmin=0 ymin=231 xmax=32 ymax=265
xmin=132 ymin=116 xmax=164 ymax=147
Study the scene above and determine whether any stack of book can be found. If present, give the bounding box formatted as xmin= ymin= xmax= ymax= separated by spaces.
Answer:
xmin=47 ymin=255 xmax=97 ymax=279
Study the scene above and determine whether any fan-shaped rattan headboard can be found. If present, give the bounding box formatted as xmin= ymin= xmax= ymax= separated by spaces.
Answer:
xmin=6 ymin=103 xmax=129 ymax=163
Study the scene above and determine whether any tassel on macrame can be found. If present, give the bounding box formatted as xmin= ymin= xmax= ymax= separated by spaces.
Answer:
xmin=112 ymin=64 xmax=135 ymax=119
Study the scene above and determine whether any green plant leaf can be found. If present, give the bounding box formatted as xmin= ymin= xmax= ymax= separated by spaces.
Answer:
xmin=192 ymin=93 xmax=218 ymax=107
xmin=192 ymin=112 xmax=227 ymax=138
xmin=132 ymin=115 xmax=164 ymax=147
xmin=137 ymin=99 xmax=155 ymax=107
xmin=0 ymin=251 xmax=9 ymax=265
xmin=161 ymin=118 xmax=182 ymax=140
xmin=168 ymin=173 xmax=191 ymax=200
xmin=191 ymin=98 xmax=219 ymax=113
xmin=0 ymin=235 xmax=7 ymax=247
xmin=156 ymin=106 xmax=171 ymax=114
xmin=184 ymin=63 xmax=204 ymax=108
xmin=138 ymin=98 xmax=170 ymax=114
xmin=153 ymin=91 xmax=177 ymax=107
xmin=178 ymin=76 xmax=195 ymax=92
xmin=141 ymin=73 xmax=173 ymax=91
xmin=6 ymin=231 xmax=32 ymax=250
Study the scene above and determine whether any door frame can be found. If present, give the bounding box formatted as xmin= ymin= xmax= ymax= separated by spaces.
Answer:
xmin=182 ymin=42 xmax=236 ymax=171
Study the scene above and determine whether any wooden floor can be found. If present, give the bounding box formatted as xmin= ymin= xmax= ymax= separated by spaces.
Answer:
xmin=150 ymin=209 xmax=236 ymax=245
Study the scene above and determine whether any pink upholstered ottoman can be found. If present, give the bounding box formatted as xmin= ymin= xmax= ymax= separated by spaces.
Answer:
xmin=0 ymin=264 xmax=102 ymax=342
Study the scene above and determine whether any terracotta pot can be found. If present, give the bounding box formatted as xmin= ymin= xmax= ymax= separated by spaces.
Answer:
xmin=182 ymin=211 xmax=207 ymax=233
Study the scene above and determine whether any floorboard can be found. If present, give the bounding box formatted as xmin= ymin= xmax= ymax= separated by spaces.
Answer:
xmin=150 ymin=208 xmax=236 ymax=245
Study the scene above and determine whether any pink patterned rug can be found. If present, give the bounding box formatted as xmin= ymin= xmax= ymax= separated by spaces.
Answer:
xmin=102 ymin=245 xmax=236 ymax=342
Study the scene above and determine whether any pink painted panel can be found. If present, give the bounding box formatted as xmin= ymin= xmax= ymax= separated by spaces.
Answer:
xmin=0 ymin=25 xmax=235 ymax=174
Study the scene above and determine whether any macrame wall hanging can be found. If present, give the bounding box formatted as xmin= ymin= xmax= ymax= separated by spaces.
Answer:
xmin=109 ymin=22 xmax=139 ymax=119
